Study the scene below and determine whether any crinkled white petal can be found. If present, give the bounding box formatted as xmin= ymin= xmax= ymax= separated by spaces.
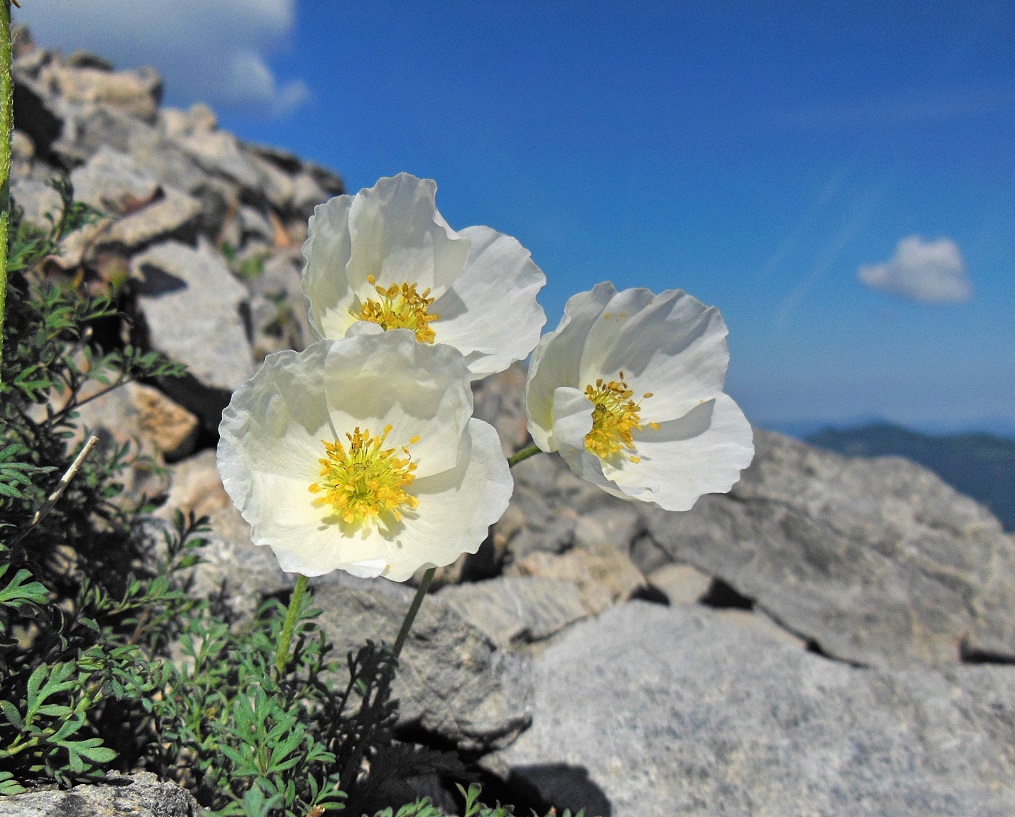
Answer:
xmin=526 ymin=282 xmax=617 ymax=451
xmin=525 ymin=282 xmax=754 ymax=510
xmin=302 ymin=193 xmax=358 ymax=340
xmin=302 ymin=174 xmax=470 ymax=341
xmin=609 ymin=393 xmax=754 ymax=510
xmin=303 ymin=174 xmax=546 ymax=380
xmin=345 ymin=173 xmax=469 ymax=295
xmin=552 ymin=391 xmax=753 ymax=511
xmin=378 ymin=419 xmax=513 ymax=581
xmin=218 ymin=341 xmax=334 ymax=506
xmin=316 ymin=331 xmax=472 ymax=477
xmin=250 ymin=471 xmax=391 ymax=578
xmin=432 ymin=225 xmax=546 ymax=380
xmin=549 ymin=386 xmax=642 ymax=502
xmin=217 ymin=331 xmax=505 ymax=580
xmin=578 ymin=288 xmax=732 ymax=423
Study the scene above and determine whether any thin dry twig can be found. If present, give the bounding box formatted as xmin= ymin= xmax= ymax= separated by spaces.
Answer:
xmin=28 ymin=434 xmax=99 ymax=528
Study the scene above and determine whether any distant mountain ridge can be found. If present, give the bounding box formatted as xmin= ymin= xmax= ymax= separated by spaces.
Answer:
xmin=805 ymin=422 xmax=1015 ymax=532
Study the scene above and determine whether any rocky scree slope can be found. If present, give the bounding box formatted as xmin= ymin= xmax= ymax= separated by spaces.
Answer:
xmin=7 ymin=27 xmax=1015 ymax=817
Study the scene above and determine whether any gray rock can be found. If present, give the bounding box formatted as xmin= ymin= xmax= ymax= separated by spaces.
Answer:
xmin=55 ymin=103 xmax=161 ymax=166
xmin=69 ymin=146 xmax=161 ymax=213
xmin=41 ymin=62 xmax=162 ymax=121
xmin=504 ymin=545 xmax=646 ymax=612
xmin=0 ymin=772 xmax=197 ymax=817
xmin=647 ymin=562 xmax=713 ymax=604
xmin=10 ymin=177 xmax=62 ymax=231
xmin=472 ymin=363 xmax=532 ymax=456
xmin=236 ymin=205 xmax=275 ymax=245
xmin=159 ymin=103 xmax=218 ymax=139
xmin=484 ymin=601 xmax=1015 ymax=817
xmin=438 ymin=576 xmax=597 ymax=648
xmin=246 ymin=149 xmax=298 ymax=212
xmin=56 ymin=150 xmax=203 ymax=264
xmin=311 ymin=575 xmax=533 ymax=752
xmin=641 ymin=429 xmax=1015 ymax=668
xmin=246 ymin=248 xmax=315 ymax=357
xmin=100 ymin=188 xmax=203 ymax=252
xmin=175 ymin=128 xmax=265 ymax=191
xmin=10 ymin=129 xmax=35 ymax=179
xmin=130 ymin=241 xmax=254 ymax=427
xmin=72 ymin=378 xmax=198 ymax=487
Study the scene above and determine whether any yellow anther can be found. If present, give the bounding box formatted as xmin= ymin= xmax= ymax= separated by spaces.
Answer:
xmin=583 ymin=372 xmax=655 ymax=462
xmin=354 ymin=275 xmax=439 ymax=343
xmin=309 ymin=424 xmax=419 ymax=526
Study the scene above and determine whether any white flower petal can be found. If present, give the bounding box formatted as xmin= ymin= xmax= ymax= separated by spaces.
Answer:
xmin=217 ymin=330 xmax=510 ymax=580
xmin=526 ymin=282 xmax=617 ymax=451
xmin=381 ymin=419 xmax=512 ymax=582
xmin=302 ymin=174 xmax=470 ymax=341
xmin=218 ymin=344 xmax=332 ymax=508
xmin=432 ymin=225 xmax=546 ymax=380
xmin=524 ymin=282 xmax=753 ymax=510
xmin=302 ymin=194 xmax=357 ymax=340
xmin=317 ymin=332 xmax=472 ymax=476
xmin=346 ymin=173 xmax=469 ymax=297
xmin=303 ymin=174 xmax=545 ymax=380
xmin=246 ymin=472 xmax=390 ymax=577
xmin=579 ymin=288 xmax=731 ymax=423
xmin=549 ymin=386 xmax=630 ymax=498
xmin=608 ymin=393 xmax=754 ymax=511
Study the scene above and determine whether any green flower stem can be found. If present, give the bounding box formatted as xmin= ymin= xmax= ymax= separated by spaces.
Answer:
xmin=0 ymin=1 xmax=13 ymax=384
xmin=390 ymin=566 xmax=434 ymax=660
xmin=508 ymin=443 xmax=541 ymax=468
xmin=274 ymin=573 xmax=309 ymax=676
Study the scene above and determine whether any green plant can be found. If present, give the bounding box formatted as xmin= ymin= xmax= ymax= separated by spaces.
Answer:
xmin=0 ymin=181 xmax=189 ymax=793
xmin=372 ymin=783 xmax=586 ymax=817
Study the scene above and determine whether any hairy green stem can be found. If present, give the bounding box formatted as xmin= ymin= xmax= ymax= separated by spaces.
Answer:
xmin=0 ymin=2 xmax=13 ymax=384
xmin=508 ymin=443 xmax=541 ymax=468
xmin=390 ymin=566 xmax=434 ymax=659
xmin=274 ymin=573 xmax=309 ymax=676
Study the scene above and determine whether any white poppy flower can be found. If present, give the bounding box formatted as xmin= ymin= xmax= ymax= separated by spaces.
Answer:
xmin=525 ymin=282 xmax=754 ymax=511
xmin=217 ymin=331 xmax=513 ymax=581
xmin=301 ymin=173 xmax=547 ymax=381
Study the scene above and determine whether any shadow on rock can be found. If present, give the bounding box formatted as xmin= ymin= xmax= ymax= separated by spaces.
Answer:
xmin=508 ymin=763 xmax=611 ymax=816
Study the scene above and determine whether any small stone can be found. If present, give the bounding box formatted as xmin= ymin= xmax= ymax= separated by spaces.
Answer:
xmin=69 ymin=145 xmax=161 ymax=214
xmin=102 ymin=187 xmax=203 ymax=251
xmin=647 ymin=562 xmax=713 ymax=604
xmin=439 ymin=576 xmax=598 ymax=648
xmin=130 ymin=383 xmax=200 ymax=461
xmin=506 ymin=547 xmax=645 ymax=613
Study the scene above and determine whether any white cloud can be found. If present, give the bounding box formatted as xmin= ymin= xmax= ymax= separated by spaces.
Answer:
xmin=858 ymin=236 xmax=972 ymax=304
xmin=13 ymin=0 xmax=309 ymax=118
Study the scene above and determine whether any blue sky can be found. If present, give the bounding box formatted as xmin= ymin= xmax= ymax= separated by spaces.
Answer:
xmin=16 ymin=1 xmax=1015 ymax=434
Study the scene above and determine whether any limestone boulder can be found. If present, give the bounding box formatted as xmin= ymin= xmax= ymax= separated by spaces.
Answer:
xmin=641 ymin=429 xmax=1015 ymax=668
xmin=130 ymin=241 xmax=254 ymax=428
xmin=484 ymin=601 xmax=1015 ymax=817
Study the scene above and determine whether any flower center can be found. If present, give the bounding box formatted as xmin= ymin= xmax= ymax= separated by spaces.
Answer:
xmin=355 ymin=275 xmax=439 ymax=343
xmin=309 ymin=424 xmax=419 ymax=526
xmin=583 ymin=373 xmax=658 ymax=463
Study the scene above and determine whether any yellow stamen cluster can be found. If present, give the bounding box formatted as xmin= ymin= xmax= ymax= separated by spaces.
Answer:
xmin=309 ymin=424 xmax=419 ymax=526
xmin=355 ymin=275 xmax=439 ymax=343
xmin=583 ymin=372 xmax=659 ymax=462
